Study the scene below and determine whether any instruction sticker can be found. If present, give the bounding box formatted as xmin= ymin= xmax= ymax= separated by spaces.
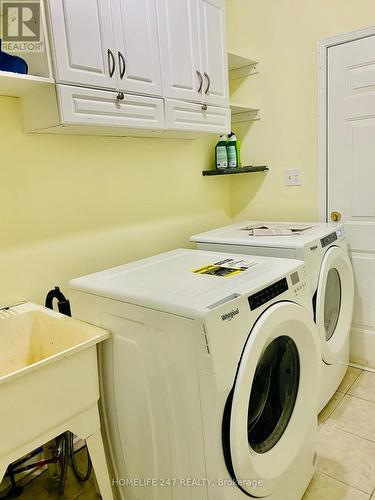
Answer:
xmin=193 ymin=258 xmax=256 ymax=278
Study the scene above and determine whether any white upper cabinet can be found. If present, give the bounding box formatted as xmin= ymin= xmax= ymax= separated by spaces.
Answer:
xmin=199 ymin=0 xmax=229 ymax=107
xmin=26 ymin=0 xmax=230 ymax=135
xmin=157 ymin=0 xmax=201 ymax=102
xmin=165 ymin=99 xmax=230 ymax=133
xmin=157 ymin=0 xmax=228 ymax=107
xmin=48 ymin=0 xmax=116 ymax=89
xmin=48 ymin=0 xmax=162 ymax=96
xmin=112 ymin=0 xmax=163 ymax=96
xmin=58 ymin=85 xmax=165 ymax=129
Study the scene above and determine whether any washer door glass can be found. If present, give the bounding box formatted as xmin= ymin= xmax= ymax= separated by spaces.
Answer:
xmin=227 ymin=302 xmax=320 ymax=498
xmin=324 ymin=268 xmax=341 ymax=341
xmin=248 ymin=336 xmax=300 ymax=454
xmin=315 ymin=246 xmax=354 ymax=365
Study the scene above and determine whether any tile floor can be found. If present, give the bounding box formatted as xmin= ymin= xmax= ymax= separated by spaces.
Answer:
xmin=303 ymin=367 xmax=375 ymax=500
xmin=1 ymin=367 xmax=374 ymax=499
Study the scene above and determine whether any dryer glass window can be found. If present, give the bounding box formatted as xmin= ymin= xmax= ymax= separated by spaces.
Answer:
xmin=324 ymin=268 xmax=341 ymax=341
xmin=248 ymin=336 xmax=299 ymax=454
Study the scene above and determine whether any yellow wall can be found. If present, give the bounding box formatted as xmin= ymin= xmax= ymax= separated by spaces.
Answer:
xmin=4 ymin=1 xmax=375 ymax=307
xmin=226 ymin=0 xmax=375 ymax=222
xmin=0 ymin=96 xmax=231 ymax=306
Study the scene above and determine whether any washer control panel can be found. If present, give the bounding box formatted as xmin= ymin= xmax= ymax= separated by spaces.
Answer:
xmin=291 ymin=268 xmax=308 ymax=297
xmin=248 ymin=278 xmax=288 ymax=311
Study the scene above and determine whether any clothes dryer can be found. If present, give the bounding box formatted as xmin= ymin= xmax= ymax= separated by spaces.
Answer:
xmin=191 ymin=222 xmax=354 ymax=410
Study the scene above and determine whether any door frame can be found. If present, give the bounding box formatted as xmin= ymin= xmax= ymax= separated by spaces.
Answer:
xmin=317 ymin=24 xmax=375 ymax=222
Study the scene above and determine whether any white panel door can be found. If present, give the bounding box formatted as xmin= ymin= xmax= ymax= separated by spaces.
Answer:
xmin=157 ymin=0 xmax=202 ymax=103
xmin=199 ymin=0 xmax=229 ymax=107
xmin=112 ymin=0 xmax=163 ymax=96
xmin=48 ymin=0 xmax=117 ymax=89
xmin=328 ymin=36 xmax=375 ymax=366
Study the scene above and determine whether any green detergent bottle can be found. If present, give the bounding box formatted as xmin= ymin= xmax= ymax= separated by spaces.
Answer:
xmin=215 ymin=135 xmax=228 ymax=169
xmin=227 ymin=132 xmax=240 ymax=168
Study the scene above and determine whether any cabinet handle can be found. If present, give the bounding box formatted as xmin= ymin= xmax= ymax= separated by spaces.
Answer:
xmin=107 ymin=49 xmax=115 ymax=78
xmin=204 ymin=72 xmax=210 ymax=94
xmin=117 ymin=92 xmax=125 ymax=101
xmin=197 ymin=70 xmax=203 ymax=93
xmin=118 ymin=51 xmax=126 ymax=79
xmin=201 ymin=104 xmax=208 ymax=111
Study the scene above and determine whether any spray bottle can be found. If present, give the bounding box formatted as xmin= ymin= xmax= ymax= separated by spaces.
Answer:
xmin=227 ymin=132 xmax=240 ymax=168
xmin=215 ymin=135 xmax=228 ymax=169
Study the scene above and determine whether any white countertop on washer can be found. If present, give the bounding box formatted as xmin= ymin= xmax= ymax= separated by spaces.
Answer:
xmin=191 ymin=221 xmax=342 ymax=249
xmin=69 ymin=248 xmax=305 ymax=315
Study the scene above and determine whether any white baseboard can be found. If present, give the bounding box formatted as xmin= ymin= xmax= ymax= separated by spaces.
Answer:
xmin=350 ymin=326 xmax=375 ymax=370
xmin=350 ymin=361 xmax=375 ymax=373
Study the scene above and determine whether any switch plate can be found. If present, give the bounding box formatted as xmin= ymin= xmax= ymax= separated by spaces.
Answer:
xmin=285 ymin=169 xmax=302 ymax=186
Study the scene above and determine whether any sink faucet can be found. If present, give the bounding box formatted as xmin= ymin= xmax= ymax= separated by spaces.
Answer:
xmin=45 ymin=286 xmax=71 ymax=317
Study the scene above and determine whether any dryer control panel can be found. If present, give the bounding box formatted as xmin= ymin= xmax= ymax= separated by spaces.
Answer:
xmin=321 ymin=231 xmax=338 ymax=248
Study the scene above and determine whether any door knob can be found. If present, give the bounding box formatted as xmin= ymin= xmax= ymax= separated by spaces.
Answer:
xmin=330 ymin=211 xmax=341 ymax=222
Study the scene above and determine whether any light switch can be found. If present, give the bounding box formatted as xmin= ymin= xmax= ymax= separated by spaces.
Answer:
xmin=285 ymin=169 xmax=302 ymax=186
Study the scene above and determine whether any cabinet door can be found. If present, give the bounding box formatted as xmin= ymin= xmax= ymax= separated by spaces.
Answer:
xmin=112 ymin=0 xmax=162 ymax=96
xmin=199 ymin=0 xmax=229 ymax=107
xmin=157 ymin=0 xmax=202 ymax=102
xmin=48 ymin=0 xmax=117 ymax=89
xmin=58 ymin=85 xmax=165 ymax=129
xmin=165 ymin=99 xmax=230 ymax=133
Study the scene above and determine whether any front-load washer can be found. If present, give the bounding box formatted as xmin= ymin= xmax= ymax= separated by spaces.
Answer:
xmin=191 ymin=221 xmax=354 ymax=411
xmin=69 ymin=249 xmax=321 ymax=500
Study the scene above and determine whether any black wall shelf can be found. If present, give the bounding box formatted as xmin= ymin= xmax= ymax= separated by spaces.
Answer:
xmin=202 ymin=166 xmax=269 ymax=176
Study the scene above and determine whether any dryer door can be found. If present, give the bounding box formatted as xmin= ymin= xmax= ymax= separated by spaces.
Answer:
xmin=226 ymin=302 xmax=320 ymax=498
xmin=315 ymin=246 xmax=354 ymax=365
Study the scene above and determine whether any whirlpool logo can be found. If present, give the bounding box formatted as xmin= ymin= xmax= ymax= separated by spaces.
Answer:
xmin=221 ymin=308 xmax=239 ymax=322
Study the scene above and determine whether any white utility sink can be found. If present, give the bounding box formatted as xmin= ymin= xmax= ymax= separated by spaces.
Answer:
xmin=0 ymin=302 xmax=114 ymax=500
xmin=0 ymin=302 xmax=108 ymax=384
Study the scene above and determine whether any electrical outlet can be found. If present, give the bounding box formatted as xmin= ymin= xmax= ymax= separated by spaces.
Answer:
xmin=285 ymin=169 xmax=302 ymax=186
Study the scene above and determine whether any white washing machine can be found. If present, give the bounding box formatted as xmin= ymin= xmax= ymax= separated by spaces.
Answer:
xmin=191 ymin=221 xmax=354 ymax=411
xmin=69 ymin=249 xmax=321 ymax=500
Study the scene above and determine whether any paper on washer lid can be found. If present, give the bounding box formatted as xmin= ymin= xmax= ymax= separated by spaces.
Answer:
xmin=242 ymin=224 xmax=314 ymax=236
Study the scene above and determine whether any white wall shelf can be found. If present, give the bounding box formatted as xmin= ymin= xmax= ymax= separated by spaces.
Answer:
xmin=228 ymin=51 xmax=259 ymax=80
xmin=0 ymin=71 xmax=54 ymax=98
xmin=230 ymin=102 xmax=260 ymax=123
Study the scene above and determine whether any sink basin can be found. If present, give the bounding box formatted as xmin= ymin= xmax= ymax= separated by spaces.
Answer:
xmin=0 ymin=302 xmax=109 ymax=475
xmin=0 ymin=302 xmax=108 ymax=384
